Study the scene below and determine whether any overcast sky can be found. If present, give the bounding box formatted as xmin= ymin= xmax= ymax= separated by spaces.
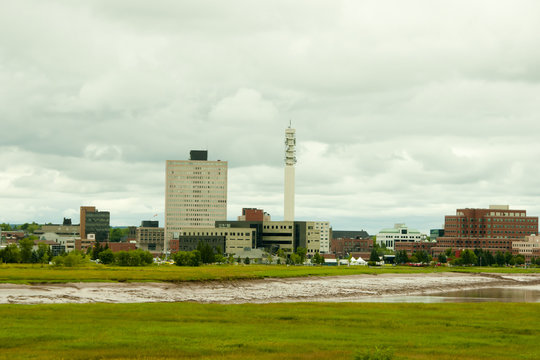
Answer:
xmin=2 ymin=0 xmax=540 ymax=234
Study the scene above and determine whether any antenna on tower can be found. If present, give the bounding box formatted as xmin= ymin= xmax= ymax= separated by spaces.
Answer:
xmin=289 ymin=119 xmax=292 ymax=128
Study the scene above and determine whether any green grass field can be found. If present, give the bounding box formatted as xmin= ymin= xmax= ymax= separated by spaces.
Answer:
xmin=0 ymin=302 xmax=538 ymax=359
xmin=1 ymin=263 xmax=538 ymax=284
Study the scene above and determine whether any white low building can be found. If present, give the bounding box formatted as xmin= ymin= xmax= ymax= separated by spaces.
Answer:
xmin=376 ymin=223 xmax=427 ymax=250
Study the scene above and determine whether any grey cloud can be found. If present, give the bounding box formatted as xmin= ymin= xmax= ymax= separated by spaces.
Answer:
xmin=2 ymin=0 xmax=540 ymax=230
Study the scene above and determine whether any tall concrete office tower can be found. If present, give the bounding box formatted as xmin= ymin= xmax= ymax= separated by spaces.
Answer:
xmin=165 ymin=150 xmax=228 ymax=252
xmin=284 ymin=126 xmax=296 ymax=221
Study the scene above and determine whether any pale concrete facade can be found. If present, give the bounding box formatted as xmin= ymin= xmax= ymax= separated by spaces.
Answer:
xmin=136 ymin=227 xmax=165 ymax=254
xmin=176 ymin=227 xmax=255 ymax=255
xmin=165 ymin=153 xmax=227 ymax=252
xmin=262 ymin=221 xmax=295 ymax=251
xmin=314 ymin=221 xmax=331 ymax=253
xmin=512 ymin=234 xmax=540 ymax=262
xmin=302 ymin=221 xmax=321 ymax=255
xmin=376 ymin=223 xmax=426 ymax=250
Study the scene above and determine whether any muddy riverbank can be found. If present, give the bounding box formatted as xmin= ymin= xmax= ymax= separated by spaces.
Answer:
xmin=2 ymin=272 xmax=540 ymax=304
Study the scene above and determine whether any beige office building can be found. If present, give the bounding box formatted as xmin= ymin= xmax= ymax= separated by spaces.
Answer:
xmin=165 ymin=150 xmax=227 ymax=252
xmin=314 ymin=221 xmax=331 ymax=253
xmin=174 ymin=227 xmax=255 ymax=255
xmin=137 ymin=227 xmax=165 ymax=254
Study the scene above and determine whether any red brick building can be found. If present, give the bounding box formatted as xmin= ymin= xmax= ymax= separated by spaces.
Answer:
xmin=106 ymin=242 xmax=136 ymax=252
xmin=331 ymin=237 xmax=373 ymax=258
xmin=433 ymin=205 xmax=538 ymax=255
xmin=169 ymin=239 xmax=180 ymax=253
xmin=237 ymin=208 xmax=271 ymax=222
xmin=395 ymin=241 xmax=436 ymax=257
xmin=75 ymin=239 xmax=137 ymax=253
xmin=1 ymin=230 xmax=26 ymax=241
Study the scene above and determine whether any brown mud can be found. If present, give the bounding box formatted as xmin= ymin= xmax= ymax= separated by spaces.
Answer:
xmin=1 ymin=272 xmax=539 ymax=304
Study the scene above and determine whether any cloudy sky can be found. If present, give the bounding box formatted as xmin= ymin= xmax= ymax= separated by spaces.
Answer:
xmin=2 ymin=0 xmax=540 ymax=234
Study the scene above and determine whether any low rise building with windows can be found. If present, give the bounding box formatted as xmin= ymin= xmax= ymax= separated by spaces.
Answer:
xmin=331 ymin=237 xmax=373 ymax=258
xmin=136 ymin=221 xmax=164 ymax=254
xmin=512 ymin=234 xmax=540 ymax=263
xmin=215 ymin=220 xmax=320 ymax=255
xmin=376 ymin=224 xmax=426 ymax=250
xmin=171 ymin=226 xmax=255 ymax=255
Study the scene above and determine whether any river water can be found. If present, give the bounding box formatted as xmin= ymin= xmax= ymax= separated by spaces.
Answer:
xmin=355 ymin=285 xmax=540 ymax=303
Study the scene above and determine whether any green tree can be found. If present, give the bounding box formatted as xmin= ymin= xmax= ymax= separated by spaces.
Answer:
xmin=460 ymin=249 xmax=477 ymax=266
xmin=515 ymin=254 xmax=525 ymax=265
xmin=139 ymin=250 xmax=154 ymax=265
xmin=91 ymin=242 xmax=103 ymax=260
xmin=215 ymin=252 xmax=226 ymax=263
xmin=495 ymin=251 xmax=505 ymax=266
xmin=53 ymin=251 xmax=87 ymax=267
xmin=438 ymin=253 xmax=447 ymax=264
xmin=99 ymin=249 xmax=115 ymax=264
xmin=0 ymin=223 xmax=12 ymax=231
xmin=109 ymin=228 xmax=130 ymax=242
xmin=19 ymin=238 xmax=34 ymax=263
xmin=31 ymin=250 xmax=40 ymax=264
xmin=127 ymin=251 xmax=141 ymax=266
xmin=276 ymin=249 xmax=286 ymax=262
xmin=36 ymin=242 xmax=50 ymax=265
xmin=289 ymin=253 xmax=301 ymax=264
xmin=395 ymin=250 xmax=409 ymax=264
xmin=173 ymin=250 xmax=201 ymax=266
xmin=312 ymin=252 xmax=325 ymax=265
xmin=413 ymin=250 xmax=430 ymax=264
xmin=504 ymin=251 xmax=513 ymax=265
xmin=369 ymin=248 xmax=380 ymax=262
xmin=0 ymin=244 xmax=21 ymax=263
xmin=27 ymin=222 xmax=41 ymax=234
xmin=243 ymin=257 xmax=250 ymax=265
xmin=197 ymin=242 xmax=216 ymax=264
xmin=296 ymin=247 xmax=307 ymax=264
xmin=115 ymin=251 xmax=130 ymax=266
xmin=484 ymin=250 xmax=495 ymax=266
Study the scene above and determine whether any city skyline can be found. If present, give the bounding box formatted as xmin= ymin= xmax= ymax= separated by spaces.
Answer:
xmin=2 ymin=1 xmax=540 ymax=234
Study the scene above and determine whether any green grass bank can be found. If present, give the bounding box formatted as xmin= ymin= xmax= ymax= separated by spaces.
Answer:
xmin=1 ymin=264 xmax=538 ymax=284
xmin=0 ymin=302 xmax=538 ymax=359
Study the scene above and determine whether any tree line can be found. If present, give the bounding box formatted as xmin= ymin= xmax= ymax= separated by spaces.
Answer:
xmin=392 ymin=248 xmax=534 ymax=266
xmin=172 ymin=244 xmax=324 ymax=266
xmin=0 ymin=239 xmax=52 ymax=264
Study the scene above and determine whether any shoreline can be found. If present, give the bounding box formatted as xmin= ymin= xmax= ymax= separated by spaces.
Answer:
xmin=2 ymin=272 xmax=540 ymax=304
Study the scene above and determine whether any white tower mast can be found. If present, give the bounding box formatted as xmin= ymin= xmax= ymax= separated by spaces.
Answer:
xmin=284 ymin=124 xmax=296 ymax=221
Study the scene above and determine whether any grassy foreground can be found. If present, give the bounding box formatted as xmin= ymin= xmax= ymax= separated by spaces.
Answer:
xmin=1 ymin=264 xmax=538 ymax=284
xmin=0 ymin=302 xmax=538 ymax=359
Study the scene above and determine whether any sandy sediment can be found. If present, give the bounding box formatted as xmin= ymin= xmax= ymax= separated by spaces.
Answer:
xmin=1 ymin=272 xmax=539 ymax=305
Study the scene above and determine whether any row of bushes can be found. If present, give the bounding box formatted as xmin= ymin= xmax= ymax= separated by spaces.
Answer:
xmin=172 ymin=246 xmax=321 ymax=267
xmin=0 ymin=241 xmax=52 ymax=264
xmin=51 ymin=249 xmax=154 ymax=267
